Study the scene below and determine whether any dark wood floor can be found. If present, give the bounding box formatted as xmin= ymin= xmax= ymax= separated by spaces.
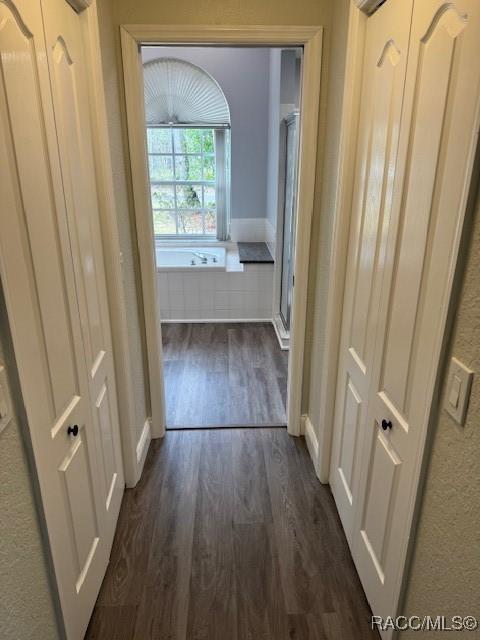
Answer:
xmin=86 ymin=429 xmax=378 ymax=640
xmin=162 ymin=323 xmax=288 ymax=428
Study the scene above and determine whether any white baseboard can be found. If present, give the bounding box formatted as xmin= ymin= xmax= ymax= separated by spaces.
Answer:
xmin=272 ymin=314 xmax=289 ymax=350
xmin=302 ymin=414 xmax=322 ymax=481
xmin=136 ymin=418 xmax=151 ymax=469
xmin=161 ymin=317 xmax=273 ymax=323
xmin=230 ymin=217 xmax=267 ymax=242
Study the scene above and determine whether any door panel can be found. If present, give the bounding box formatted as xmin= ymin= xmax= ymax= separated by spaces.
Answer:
xmin=380 ymin=8 xmax=467 ymax=417
xmin=96 ymin=382 xmax=118 ymax=510
xmin=329 ymin=0 xmax=413 ymax=542
xmin=353 ymin=0 xmax=480 ymax=625
xmin=359 ymin=424 xmax=401 ymax=584
xmin=41 ymin=0 xmax=124 ymax=543
xmin=60 ymin=433 xmax=100 ymax=591
xmin=0 ymin=1 xmax=109 ymax=638
xmin=338 ymin=376 xmax=361 ymax=501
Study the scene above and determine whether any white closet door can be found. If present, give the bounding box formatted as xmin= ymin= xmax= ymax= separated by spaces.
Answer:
xmin=352 ymin=0 xmax=480 ymax=627
xmin=329 ymin=0 xmax=413 ymax=543
xmin=0 ymin=1 xmax=121 ymax=638
xmin=40 ymin=0 xmax=124 ymax=549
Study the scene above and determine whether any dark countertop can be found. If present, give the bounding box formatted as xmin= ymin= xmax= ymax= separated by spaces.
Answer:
xmin=237 ymin=242 xmax=274 ymax=264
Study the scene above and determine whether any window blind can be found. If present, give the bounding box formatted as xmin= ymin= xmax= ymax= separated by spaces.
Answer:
xmin=143 ymin=58 xmax=231 ymax=127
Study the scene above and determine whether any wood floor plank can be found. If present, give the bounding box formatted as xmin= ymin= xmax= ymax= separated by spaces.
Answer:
xmin=286 ymin=614 xmax=328 ymax=640
xmin=232 ymin=429 xmax=273 ymax=525
xmin=163 ymin=322 xmax=288 ymax=428
xmin=85 ymin=605 xmax=138 ymax=640
xmin=186 ymin=430 xmax=237 ymax=640
xmin=96 ymin=438 xmax=168 ymax=606
xmin=87 ymin=429 xmax=378 ymax=640
xmin=132 ymin=431 xmax=202 ymax=640
xmin=262 ymin=429 xmax=337 ymax=616
xmin=233 ymin=522 xmax=288 ymax=640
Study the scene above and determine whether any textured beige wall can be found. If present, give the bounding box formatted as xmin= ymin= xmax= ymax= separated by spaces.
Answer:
xmin=400 ymin=192 xmax=480 ymax=638
xmin=0 ymin=287 xmax=60 ymax=640
xmin=97 ymin=0 xmax=150 ymax=443
xmin=304 ymin=0 xmax=350 ymax=420
xmin=112 ymin=0 xmax=331 ymax=27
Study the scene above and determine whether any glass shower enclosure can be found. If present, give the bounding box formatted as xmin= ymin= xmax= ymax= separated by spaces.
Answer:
xmin=279 ymin=110 xmax=300 ymax=332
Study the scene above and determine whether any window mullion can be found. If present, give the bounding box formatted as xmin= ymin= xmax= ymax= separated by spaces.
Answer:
xmin=171 ymin=127 xmax=179 ymax=234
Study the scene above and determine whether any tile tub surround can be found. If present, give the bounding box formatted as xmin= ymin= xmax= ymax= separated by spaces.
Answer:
xmin=157 ymin=263 xmax=274 ymax=321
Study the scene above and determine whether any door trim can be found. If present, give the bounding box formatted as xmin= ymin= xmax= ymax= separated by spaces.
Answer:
xmin=312 ymin=4 xmax=368 ymax=482
xmin=82 ymin=1 xmax=141 ymax=487
xmin=120 ymin=24 xmax=324 ymax=437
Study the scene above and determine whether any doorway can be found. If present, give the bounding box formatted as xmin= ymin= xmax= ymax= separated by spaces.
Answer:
xmin=142 ymin=44 xmax=301 ymax=429
xmin=121 ymin=26 xmax=323 ymax=437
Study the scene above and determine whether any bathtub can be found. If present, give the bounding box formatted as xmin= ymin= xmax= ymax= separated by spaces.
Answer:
xmin=156 ymin=246 xmax=226 ymax=271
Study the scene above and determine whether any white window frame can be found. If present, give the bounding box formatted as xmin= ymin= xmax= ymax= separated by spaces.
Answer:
xmin=147 ymin=125 xmax=229 ymax=241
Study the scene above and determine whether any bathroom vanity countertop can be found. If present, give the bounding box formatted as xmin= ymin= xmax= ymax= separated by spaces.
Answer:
xmin=237 ymin=242 xmax=274 ymax=264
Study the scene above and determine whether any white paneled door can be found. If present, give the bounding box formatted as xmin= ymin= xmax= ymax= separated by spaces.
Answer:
xmin=331 ymin=0 xmax=480 ymax=633
xmin=41 ymin=0 xmax=124 ymax=550
xmin=0 ymin=1 xmax=124 ymax=639
xmin=329 ymin=0 xmax=414 ymax=543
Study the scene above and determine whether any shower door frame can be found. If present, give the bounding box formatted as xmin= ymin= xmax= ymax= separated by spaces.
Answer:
xmin=120 ymin=24 xmax=323 ymax=437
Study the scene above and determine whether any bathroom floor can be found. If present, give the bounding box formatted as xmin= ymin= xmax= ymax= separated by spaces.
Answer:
xmin=162 ymin=322 xmax=288 ymax=428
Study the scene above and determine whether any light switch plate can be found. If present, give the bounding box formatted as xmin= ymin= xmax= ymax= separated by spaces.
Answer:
xmin=444 ymin=357 xmax=474 ymax=425
xmin=0 ymin=363 xmax=12 ymax=434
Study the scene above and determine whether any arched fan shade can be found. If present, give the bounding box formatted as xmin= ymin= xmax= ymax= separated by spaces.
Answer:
xmin=143 ymin=58 xmax=231 ymax=126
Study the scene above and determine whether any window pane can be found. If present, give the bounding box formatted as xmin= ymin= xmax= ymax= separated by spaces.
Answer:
xmin=204 ymin=186 xmax=216 ymax=211
xmin=204 ymin=156 xmax=215 ymax=181
xmin=153 ymin=210 xmax=176 ymax=234
xmin=148 ymin=155 xmax=174 ymax=181
xmin=202 ymin=130 xmax=214 ymax=153
xmin=176 ymin=184 xmax=202 ymax=209
xmin=204 ymin=210 xmax=216 ymax=235
xmin=177 ymin=211 xmax=203 ymax=235
xmin=173 ymin=129 xmax=202 ymax=154
xmin=174 ymin=155 xmax=202 ymax=181
xmin=151 ymin=185 xmax=174 ymax=208
xmin=147 ymin=128 xmax=171 ymax=153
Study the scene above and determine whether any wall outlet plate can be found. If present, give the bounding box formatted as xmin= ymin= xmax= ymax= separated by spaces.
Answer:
xmin=444 ymin=357 xmax=474 ymax=426
xmin=0 ymin=363 xmax=12 ymax=434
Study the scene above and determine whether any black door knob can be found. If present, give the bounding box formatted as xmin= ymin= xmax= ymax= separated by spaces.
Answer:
xmin=381 ymin=419 xmax=392 ymax=431
xmin=67 ymin=424 xmax=79 ymax=437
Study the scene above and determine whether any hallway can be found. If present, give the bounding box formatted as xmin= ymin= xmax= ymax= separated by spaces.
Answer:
xmin=86 ymin=429 xmax=378 ymax=639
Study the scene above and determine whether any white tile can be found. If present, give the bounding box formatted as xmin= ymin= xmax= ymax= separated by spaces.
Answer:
xmin=214 ymin=291 xmax=229 ymax=310
xmin=200 ymin=290 xmax=214 ymax=311
xmin=228 ymin=273 xmax=244 ymax=291
xmin=199 ymin=275 xmax=212 ymax=291
xmin=229 ymin=290 xmax=243 ymax=311
xmin=183 ymin=272 xmax=200 ymax=292
xmin=169 ymin=291 xmax=184 ymax=312
xmin=157 ymin=273 xmax=168 ymax=289
xmin=158 ymin=286 xmax=169 ymax=305
xmin=213 ymin=272 xmax=228 ymax=289
xmin=167 ymin=273 xmax=183 ymax=291
xmin=243 ymin=275 xmax=256 ymax=293
xmin=184 ymin=289 xmax=200 ymax=311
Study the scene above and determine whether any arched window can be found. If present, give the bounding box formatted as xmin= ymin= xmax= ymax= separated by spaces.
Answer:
xmin=143 ymin=58 xmax=231 ymax=240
